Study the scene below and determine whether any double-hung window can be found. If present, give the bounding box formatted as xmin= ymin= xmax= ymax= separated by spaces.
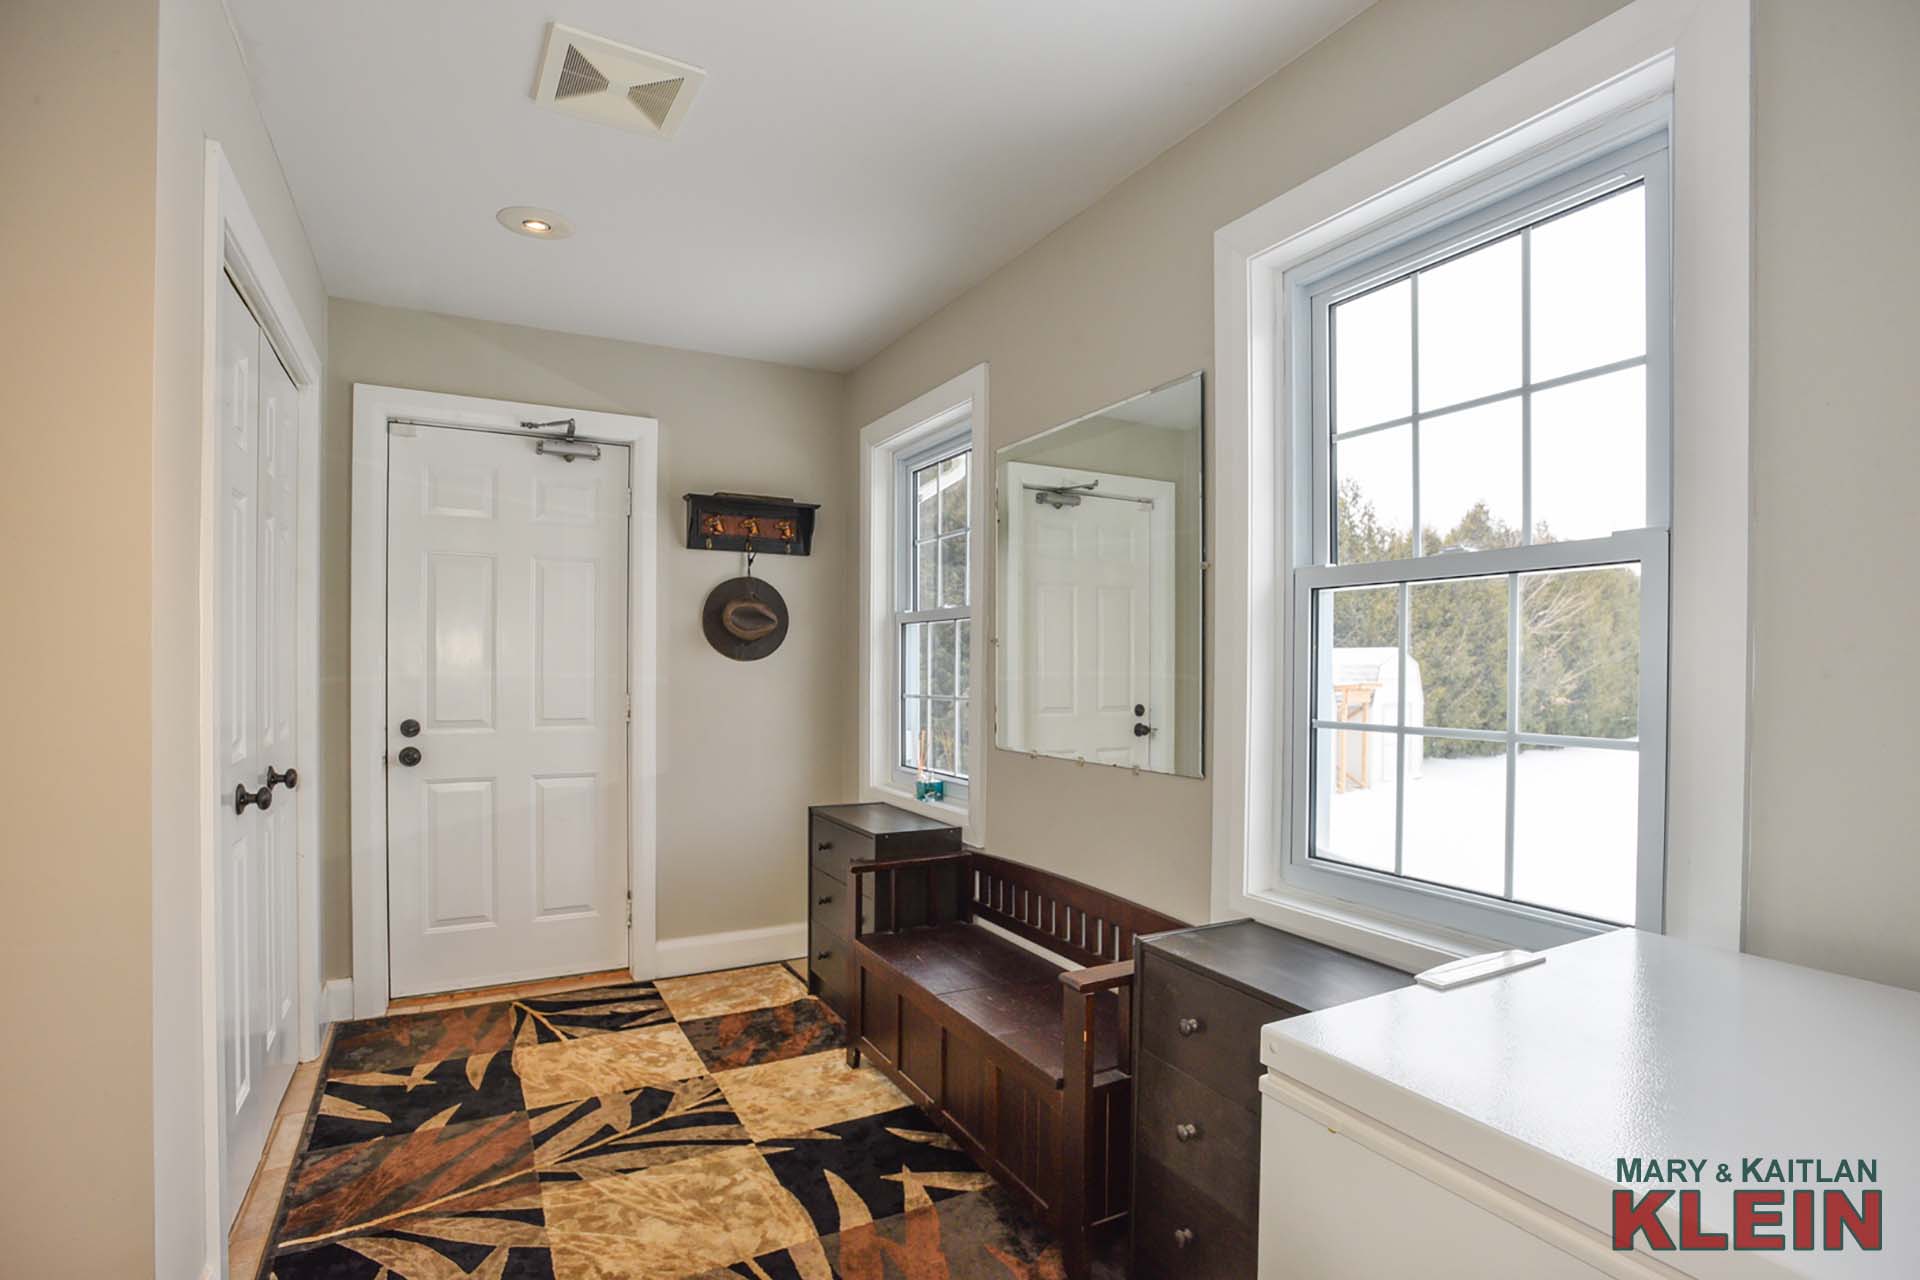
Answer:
xmin=894 ymin=430 xmax=972 ymax=801
xmin=1285 ymin=130 xmax=1671 ymax=947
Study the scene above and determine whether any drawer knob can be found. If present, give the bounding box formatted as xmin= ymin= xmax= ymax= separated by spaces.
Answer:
xmin=1174 ymin=1122 xmax=1199 ymax=1142
xmin=1176 ymin=1016 xmax=1204 ymax=1036
xmin=1173 ymin=1228 xmax=1194 ymax=1250
xmin=817 ymin=894 xmax=833 ymax=905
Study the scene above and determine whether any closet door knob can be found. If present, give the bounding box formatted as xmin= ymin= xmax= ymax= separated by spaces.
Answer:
xmin=234 ymin=783 xmax=273 ymax=815
xmin=1176 ymin=1016 xmax=1203 ymax=1036
xmin=397 ymin=746 xmax=422 ymax=767
xmin=1173 ymin=1228 xmax=1194 ymax=1249
xmin=1174 ymin=1122 xmax=1199 ymax=1142
xmin=266 ymin=765 xmax=298 ymax=791
xmin=817 ymin=894 xmax=833 ymax=905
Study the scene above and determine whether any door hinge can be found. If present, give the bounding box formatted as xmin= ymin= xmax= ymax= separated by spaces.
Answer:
xmin=625 ymin=694 xmax=632 ymax=723
xmin=626 ymin=489 xmax=633 ymax=516
xmin=626 ymin=892 xmax=633 ymax=928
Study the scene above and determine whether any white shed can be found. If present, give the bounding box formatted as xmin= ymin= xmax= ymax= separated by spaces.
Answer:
xmin=1328 ymin=647 xmax=1424 ymax=789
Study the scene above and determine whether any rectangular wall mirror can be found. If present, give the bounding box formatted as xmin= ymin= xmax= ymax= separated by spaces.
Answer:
xmin=995 ymin=371 xmax=1204 ymax=777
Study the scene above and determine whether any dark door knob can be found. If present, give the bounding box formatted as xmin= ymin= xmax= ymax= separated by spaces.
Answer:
xmin=397 ymin=746 xmax=422 ymax=767
xmin=1133 ymin=721 xmax=1153 ymax=737
xmin=399 ymin=718 xmax=421 ymax=738
xmin=234 ymin=783 xmax=273 ymax=815
xmin=266 ymin=765 xmax=298 ymax=791
xmin=817 ymin=894 xmax=833 ymax=905
xmin=1134 ymin=703 xmax=1146 ymax=717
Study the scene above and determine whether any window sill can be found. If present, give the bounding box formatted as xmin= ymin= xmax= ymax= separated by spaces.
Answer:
xmin=870 ymin=782 xmax=969 ymax=831
xmin=1231 ymin=879 xmax=1510 ymax=975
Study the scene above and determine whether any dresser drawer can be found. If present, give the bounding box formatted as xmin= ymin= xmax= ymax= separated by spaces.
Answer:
xmin=1133 ymin=1153 xmax=1257 ymax=1280
xmin=809 ymin=924 xmax=853 ymax=1019
xmin=809 ymin=865 xmax=870 ymax=938
xmin=1135 ymin=1050 xmax=1260 ymax=1224
xmin=1139 ymin=953 xmax=1289 ymax=1111
xmin=809 ymin=817 xmax=874 ymax=881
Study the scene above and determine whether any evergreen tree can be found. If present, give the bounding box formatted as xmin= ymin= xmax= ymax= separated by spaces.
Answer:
xmin=1330 ymin=480 xmax=1638 ymax=756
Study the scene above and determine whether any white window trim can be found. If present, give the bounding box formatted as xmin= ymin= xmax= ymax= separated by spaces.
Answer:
xmin=1280 ymin=126 xmax=1674 ymax=951
xmin=1211 ymin=0 xmax=1752 ymax=972
xmin=859 ymin=364 xmax=990 ymax=845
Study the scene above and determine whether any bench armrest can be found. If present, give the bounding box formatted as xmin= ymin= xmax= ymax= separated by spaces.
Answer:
xmin=846 ymin=851 xmax=972 ymax=939
xmin=846 ymin=851 xmax=972 ymax=876
xmin=1060 ymin=959 xmax=1134 ymax=994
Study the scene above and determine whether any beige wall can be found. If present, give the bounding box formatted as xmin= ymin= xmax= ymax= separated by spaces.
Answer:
xmin=1745 ymin=0 xmax=1920 ymax=990
xmin=0 ymin=1 xmax=159 ymax=1272
xmin=846 ymin=0 xmax=1631 ymax=925
xmin=148 ymin=0 xmax=331 ymax=1268
xmin=322 ymin=301 xmax=854 ymax=977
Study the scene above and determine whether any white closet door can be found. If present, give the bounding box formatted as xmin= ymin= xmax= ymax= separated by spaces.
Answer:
xmin=385 ymin=423 xmax=630 ymax=998
xmin=258 ymin=338 xmax=300 ymax=1056
xmin=215 ymin=274 xmax=299 ymax=1225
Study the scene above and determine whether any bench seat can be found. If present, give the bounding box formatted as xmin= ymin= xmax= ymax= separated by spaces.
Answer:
xmin=864 ymin=924 xmax=1125 ymax=1085
xmin=846 ymin=851 xmax=1185 ymax=1279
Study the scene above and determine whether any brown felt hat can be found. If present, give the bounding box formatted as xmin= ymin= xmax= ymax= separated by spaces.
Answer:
xmin=701 ymin=576 xmax=789 ymax=661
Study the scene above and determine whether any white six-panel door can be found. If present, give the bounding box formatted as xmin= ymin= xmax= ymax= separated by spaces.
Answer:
xmin=385 ymin=424 xmax=630 ymax=998
xmin=215 ymin=274 xmax=300 ymax=1225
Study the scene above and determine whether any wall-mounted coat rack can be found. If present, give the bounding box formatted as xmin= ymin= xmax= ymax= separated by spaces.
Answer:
xmin=684 ymin=491 xmax=819 ymax=555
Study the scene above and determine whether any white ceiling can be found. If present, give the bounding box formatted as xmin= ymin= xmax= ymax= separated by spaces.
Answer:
xmin=226 ymin=0 xmax=1369 ymax=371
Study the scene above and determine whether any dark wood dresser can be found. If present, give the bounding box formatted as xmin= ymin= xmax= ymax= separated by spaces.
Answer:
xmin=805 ymin=802 xmax=961 ymax=1025
xmin=1130 ymin=919 xmax=1415 ymax=1277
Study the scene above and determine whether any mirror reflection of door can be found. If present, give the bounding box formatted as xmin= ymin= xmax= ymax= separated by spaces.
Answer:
xmin=994 ymin=370 xmax=1202 ymax=776
xmin=1002 ymin=462 xmax=1175 ymax=770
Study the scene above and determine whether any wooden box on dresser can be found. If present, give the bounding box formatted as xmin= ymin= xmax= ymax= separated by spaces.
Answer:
xmin=805 ymin=803 xmax=962 ymax=1025
xmin=1130 ymin=919 xmax=1415 ymax=1278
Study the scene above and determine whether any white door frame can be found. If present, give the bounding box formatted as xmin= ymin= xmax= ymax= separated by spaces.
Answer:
xmin=350 ymin=384 xmax=660 ymax=1019
xmin=999 ymin=460 xmax=1177 ymax=772
xmin=197 ymin=141 xmax=324 ymax=1265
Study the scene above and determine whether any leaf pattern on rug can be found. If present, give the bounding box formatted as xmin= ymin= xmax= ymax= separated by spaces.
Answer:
xmin=830 ymin=1183 xmax=1067 ymax=1280
xmin=680 ymin=998 xmax=845 ymax=1072
xmin=272 ymin=1168 xmax=553 ymax=1280
xmin=309 ymin=1052 xmax=524 ymax=1150
xmin=266 ymin=966 xmax=1100 ymax=1278
xmin=331 ymin=1004 xmax=516 ymax=1074
xmin=528 ymin=1075 xmax=751 ymax=1182
xmin=510 ymin=982 xmax=672 ymax=1046
xmin=757 ymin=1106 xmax=991 ymax=1238
xmin=280 ymin=1111 xmax=537 ymax=1245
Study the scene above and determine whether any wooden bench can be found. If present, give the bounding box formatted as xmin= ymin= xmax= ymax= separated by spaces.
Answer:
xmin=846 ymin=850 xmax=1185 ymax=1279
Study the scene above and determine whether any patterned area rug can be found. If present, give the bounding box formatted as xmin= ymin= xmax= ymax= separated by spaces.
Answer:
xmin=264 ymin=962 xmax=1072 ymax=1278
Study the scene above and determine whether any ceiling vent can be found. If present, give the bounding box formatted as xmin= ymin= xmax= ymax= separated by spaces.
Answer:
xmin=532 ymin=23 xmax=704 ymax=138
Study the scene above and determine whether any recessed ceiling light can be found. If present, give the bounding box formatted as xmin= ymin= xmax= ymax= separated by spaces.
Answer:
xmin=496 ymin=206 xmax=573 ymax=239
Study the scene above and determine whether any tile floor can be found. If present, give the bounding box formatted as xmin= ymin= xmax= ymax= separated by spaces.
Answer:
xmin=253 ymin=961 xmax=1073 ymax=1278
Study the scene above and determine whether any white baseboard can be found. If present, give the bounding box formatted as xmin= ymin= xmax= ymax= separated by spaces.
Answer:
xmin=321 ymin=977 xmax=355 ymax=1023
xmin=654 ymin=922 xmax=807 ymax=979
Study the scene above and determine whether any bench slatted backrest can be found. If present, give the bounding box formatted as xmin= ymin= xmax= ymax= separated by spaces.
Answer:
xmin=966 ymin=853 xmax=1185 ymax=971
